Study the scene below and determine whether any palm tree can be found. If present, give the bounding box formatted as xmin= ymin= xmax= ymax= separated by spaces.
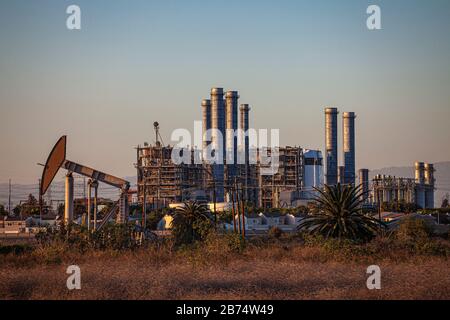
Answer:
xmin=172 ymin=201 xmax=213 ymax=245
xmin=297 ymin=184 xmax=383 ymax=241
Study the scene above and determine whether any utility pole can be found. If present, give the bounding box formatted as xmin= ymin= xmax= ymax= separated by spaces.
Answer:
xmin=212 ymin=179 xmax=217 ymax=228
xmin=235 ymin=179 xmax=242 ymax=234
xmin=83 ymin=177 xmax=86 ymax=211
xmin=231 ymin=184 xmax=237 ymax=233
xmin=8 ymin=179 xmax=11 ymax=216
xmin=143 ymin=180 xmax=147 ymax=229
xmin=38 ymin=178 xmax=42 ymax=225
xmin=375 ymin=180 xmax=382 ymax=234
xmin=240 ymin=182 xmax=246 ymax=238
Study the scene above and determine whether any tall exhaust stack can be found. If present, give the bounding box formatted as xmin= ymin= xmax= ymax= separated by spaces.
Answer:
xmin=210 ymin=87 xmax=225 ymax=202
xmin=415 ymin=162 xmax=425 ymax=209
xmin=343 ymin=112 xmax=356 ymax=185
xmin=424 ymin=163 xmax=434 ymax=185
xmin=359 ymin=169 xmax=369 ymax=203
xmin=424 ymin=163 xmax=435 ymax=208
xmin=201 ymin=99 xmax=211 ymax=162
xmin=225 ymin=91 xmax=239 ymax=180
xmin=325 ymin=107 xmax=339 ymax=185
xmin=240 ymin=104 xmax=251 ymax=200
xmin=415 ymin=162 xmax=425 ymax=184
xmin=338 ymin=166 xmax=345 ymax=184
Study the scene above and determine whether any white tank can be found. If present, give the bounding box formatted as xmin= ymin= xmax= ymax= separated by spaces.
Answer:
xmin=303 ymin=150 xmax=324 ymax=198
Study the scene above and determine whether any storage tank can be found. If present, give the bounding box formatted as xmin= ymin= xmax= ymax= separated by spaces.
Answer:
xmin=303 ymin=150 xmax=324 ymax=198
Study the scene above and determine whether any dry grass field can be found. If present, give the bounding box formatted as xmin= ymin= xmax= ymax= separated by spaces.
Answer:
xmin=1 ymin=235 xmax=450 ymax=300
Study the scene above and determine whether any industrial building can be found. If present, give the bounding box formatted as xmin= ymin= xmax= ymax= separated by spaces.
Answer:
xmin=136 ymin=123 xmax=205 ymax=209
xmin=369 ymin=162 xmax=435 ymax=209
xmin=136 ymin=87 xmax=325 ymax=210
xmin=257 ymin=146 xmax=304 ymax=208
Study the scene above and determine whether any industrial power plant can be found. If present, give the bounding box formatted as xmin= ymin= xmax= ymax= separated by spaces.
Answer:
xmin=35 ymin=87 xmax=436 ymax=228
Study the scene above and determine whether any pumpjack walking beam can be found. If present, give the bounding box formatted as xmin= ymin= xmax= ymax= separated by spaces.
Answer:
xmin=40 ymin=136 xmax=130 ymax=228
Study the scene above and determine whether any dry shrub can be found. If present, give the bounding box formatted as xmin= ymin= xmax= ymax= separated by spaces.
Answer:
xmin=2 ymin=228 xmax=450 ymax=300
xmin=396 ymin=218 xmax=432 ymax=243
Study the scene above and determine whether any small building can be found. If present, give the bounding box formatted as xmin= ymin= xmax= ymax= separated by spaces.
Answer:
xmin=234 ymin=213 xmax=265 ymax=231
xmin=0 ymin=217 xmax=27 ymax=234
xmin=284 ymin=213 xmax=304 ymax=226
xmin=259 ymin=213 xmax=285 ymax=227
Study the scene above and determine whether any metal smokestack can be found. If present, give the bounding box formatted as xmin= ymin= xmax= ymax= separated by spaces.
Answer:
xmin=325 ymin=107 xmax=339 ymax=185
xmin=225 ymin=91 xmax=239 ymax=180
xmin=210 ymin=87 xmax=225 ymax=202
xmin=424 ymin=163 xmax=434 ymax=185
xmin=424 ymin=163 xmax=435 ymax=209
xmin=343 ymin=112 xmax=356 ymax=185
xmin=201 ymin=99 xmax=211 ymax=162
xmin=338 ymin=166 xmax=345 ymax=184
xmin=359 ymin=169 xmax=369 ymax=203
xmin=240 ymin=104 xmax=250 ymax=164
xmin=415 ymin=162 xmax=425 ymax=184
xmin=240 ymin=104 xmax=251 ymax=199
xmin=415 ymin=162 xmax=425 ymax=209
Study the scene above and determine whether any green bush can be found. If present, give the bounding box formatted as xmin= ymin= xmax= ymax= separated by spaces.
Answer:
xmin=171 ymin=202 xmax=213 ymax=246
xmin=268 ymin=226 xmax=283 ymax=239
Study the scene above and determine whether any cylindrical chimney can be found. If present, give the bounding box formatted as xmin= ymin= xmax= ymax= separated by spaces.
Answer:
xmin=415 ymin=162 xmax=425 ymax=185
xmin=424 ymin=163 xmax=434 ymax=186
xmin=210 ymin=87 xmax=225 ymax=202
xmin=202 ymin=99 xmax=211 ymax=162
xmin=343 ymin=112 xmax=356 ymax=185
xmin=325 ymin=107 xmax=339 ymax=185
xmin=240 ymin=104 xmax=251 ymax=200
xmin=359 ymin=168 xmax=369 ymax=203
xmin=338 ymin=166 xmax=345 ymax=184
xmin=225 ymin=91 xmax=239 ymax=179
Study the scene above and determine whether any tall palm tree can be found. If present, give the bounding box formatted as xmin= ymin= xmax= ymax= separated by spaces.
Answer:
xmin=297 ymin=184 xmax=383 ymax=241
xmin=172 ymin=201 xmax=212 ymax=245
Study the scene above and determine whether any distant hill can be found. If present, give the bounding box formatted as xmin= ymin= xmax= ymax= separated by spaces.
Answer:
xmin=370 ymin=161 xmax=450 ymax=208
xmin=0 ymin=176 xmax=138 ymax=209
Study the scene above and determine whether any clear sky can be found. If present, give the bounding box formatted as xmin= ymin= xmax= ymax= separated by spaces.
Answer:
xmin=1 ymin=0 xmax=450 ymax=183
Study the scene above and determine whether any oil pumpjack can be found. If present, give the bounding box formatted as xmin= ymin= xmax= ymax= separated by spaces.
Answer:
xmin=40 ymin=136 xmax=130 ymax=230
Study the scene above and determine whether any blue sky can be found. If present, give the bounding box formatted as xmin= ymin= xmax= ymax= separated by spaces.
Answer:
xmin=1 ymin=0 xmax=450 ymax=183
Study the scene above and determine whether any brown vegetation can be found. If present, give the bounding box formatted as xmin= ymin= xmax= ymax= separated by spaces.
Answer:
xmin=1 ymin=230 xmax=450 ymax=300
